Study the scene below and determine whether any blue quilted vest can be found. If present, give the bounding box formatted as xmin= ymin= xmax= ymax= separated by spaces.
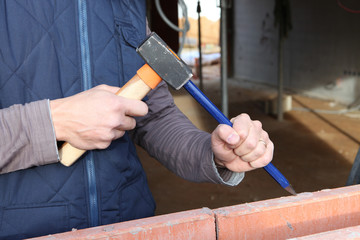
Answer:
xmin=0 ymin=1 xmax=155 ymax=239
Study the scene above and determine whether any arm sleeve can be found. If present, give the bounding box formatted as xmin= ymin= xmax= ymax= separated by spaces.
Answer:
xmin=131 ymin=81 xmax=244 ymax=186
xmin=0 ymin=100 xmax=59 ymax=174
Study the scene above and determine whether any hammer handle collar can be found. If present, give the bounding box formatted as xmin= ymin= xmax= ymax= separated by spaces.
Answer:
xmin=137 ymin=64 xmax=162 ymax=89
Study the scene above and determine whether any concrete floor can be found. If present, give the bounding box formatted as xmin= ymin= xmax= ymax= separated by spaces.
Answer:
xmin=137 ymin=64 xmax=360 ymax=216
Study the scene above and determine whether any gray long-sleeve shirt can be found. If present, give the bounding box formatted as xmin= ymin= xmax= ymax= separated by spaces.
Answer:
xmin=0 ymin=100 xmax=58 ymax=173
xmin=0 ymin=81 xmax=244 ymax=186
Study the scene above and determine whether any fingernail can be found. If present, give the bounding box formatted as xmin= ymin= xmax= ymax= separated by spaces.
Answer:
xmin=227 ymin=132 xmax=240 ymax=144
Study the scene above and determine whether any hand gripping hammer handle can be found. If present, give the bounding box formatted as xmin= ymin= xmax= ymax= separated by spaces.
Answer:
xmin=58 ymin=64 xmax=161 ymax=167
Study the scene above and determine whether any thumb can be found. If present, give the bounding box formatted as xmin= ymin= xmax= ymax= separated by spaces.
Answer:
xmin=212 ymin=124 xmax=240 ymax=148
xmin=226 ymin=131 xmax=240 ymax=145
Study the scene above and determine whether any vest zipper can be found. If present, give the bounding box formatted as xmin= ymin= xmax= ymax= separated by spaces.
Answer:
xmin=78 ymin=0 xmax=99 ymax=227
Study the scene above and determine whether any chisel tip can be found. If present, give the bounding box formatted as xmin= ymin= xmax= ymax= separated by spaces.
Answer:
xmin=285 ymin=185 xmax=297 ymax=195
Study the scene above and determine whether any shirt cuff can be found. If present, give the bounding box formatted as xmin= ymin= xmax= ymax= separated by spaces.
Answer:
xmin=30 ymin=99 xmax=59 ymax=165
xmin=46 ymin=100 xmax=60 ymax=162
xmin=211 ymin=154 xmax=245 ymax=186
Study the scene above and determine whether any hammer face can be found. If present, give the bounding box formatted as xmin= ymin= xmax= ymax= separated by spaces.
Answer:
xmin=136 ymin=32 xmax=193 ymax=90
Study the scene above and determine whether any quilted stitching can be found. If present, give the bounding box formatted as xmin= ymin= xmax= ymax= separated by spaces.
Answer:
xmin=0 ymin=1 xmax=78 ymax=103
xmin=88 ymin=2 xmax=120 ymax=87
xmin=0 ymin=1 xmax=76 ymax=94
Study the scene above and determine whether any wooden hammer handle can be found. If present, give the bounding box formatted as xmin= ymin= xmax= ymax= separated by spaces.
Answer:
xmin=59 ymin=64 xmax=161 ymax=167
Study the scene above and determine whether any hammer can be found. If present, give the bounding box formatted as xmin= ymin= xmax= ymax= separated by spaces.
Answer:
xmin=58 ymin=63 xmax=163 ymax=166
xmin=59 ymin=32 xmax=296 ymax=195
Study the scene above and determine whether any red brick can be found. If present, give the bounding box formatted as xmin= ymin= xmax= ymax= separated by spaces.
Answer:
xmin=31 ymin=208 xmax=215 ymax=240
xmin=214 ymin=185 xmax=360 ymax=240
xmin=287 ymin=225 xmax=360 ymax=239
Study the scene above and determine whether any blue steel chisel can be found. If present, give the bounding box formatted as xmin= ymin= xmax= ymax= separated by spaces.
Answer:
xmin=137 ymin=32 xmax=296 ymax=195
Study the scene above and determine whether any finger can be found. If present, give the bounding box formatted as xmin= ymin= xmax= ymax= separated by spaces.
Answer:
xmin=239 ymin=131 xmax=270 ymax=162
xmin=224 ymin=139 xmax=274 ymax=172
xmin=233 ymin=120 xmax=262 ymax=156
xmin=111 ymin=129 xmax=126 ymax=140
xmin=231 ymin=114 xmax=253 ymax=138
xmin=119 ymin=97 xmax=149 ymax=117
xmin=93 ymin=128 xmax=127 ymax=149
xmin=248 ymin=140 xmax=274 ymax=169
xmin=223 ymin=159 xmax=256 ymax=172
xmin=240 ymin=142 xmax=267 ymax=163
xmin=117 ymin=115 xmax=137 ymax=131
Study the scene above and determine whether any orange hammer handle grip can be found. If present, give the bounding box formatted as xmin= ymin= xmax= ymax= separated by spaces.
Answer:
xmin=59 ymin=64 xmax=161 ymax=167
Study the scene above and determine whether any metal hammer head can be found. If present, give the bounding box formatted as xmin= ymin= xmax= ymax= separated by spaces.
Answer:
xmin=136 ymin=32 xmax=193 ymax=90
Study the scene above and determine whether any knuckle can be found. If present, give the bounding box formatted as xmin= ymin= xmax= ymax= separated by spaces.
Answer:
xmin=249 ymin=158 xmax=267 ymax=168
xmin=240 ymin=113 xmax=251 ymax=121
xmin=108 ymin=116 xmax=122 ymax=129
xmin=99 ymin=132 xmax=114 ymax=142
xmin=94 ymin=84 xmax=110 ymax=93
xmin=112 ymin=99 xmax=125 ymax=111
xmin=96 ymin=141 xmax=111 ymax=149
xmin=262 ymin=131 xmax=269 ymax=140
xmin=253 ymin=147 xmax=265 ymax=159
xmin=245 ymin=138 xmax=257 ymax=150
xmin=129 ymin=118 xmax=137 ymax=129
xmin=117 ymin=131 xmax=125 ymax=139
xmin=237 ymin=131 xmax=247 ymax=141
xmin=97 ymin=84 xmax=107 ymax=89
xmin=253 ymin=120 xmax=262 ymax=129
xmin=270 ymin=141 xmax=274 ymax=150
xmin=234 ymin=148 xmax=244 ymax=158
xmin=118 ymin=117 xmax=136 ymax=130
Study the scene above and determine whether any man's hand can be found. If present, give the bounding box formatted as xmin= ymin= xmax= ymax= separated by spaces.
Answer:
xmin=50 ymin=84 xmax=148 ymax=150
xmin=211 ymin=113 xmax=274 ymax=172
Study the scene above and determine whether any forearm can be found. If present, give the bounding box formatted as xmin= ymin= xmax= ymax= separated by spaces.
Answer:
xmin=0 ymin=100 xmax=58 ymax=174
xmin=132 ymin=82 xmax=244 ymax=185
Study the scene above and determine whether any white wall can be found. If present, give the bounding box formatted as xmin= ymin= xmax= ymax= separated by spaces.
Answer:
xmin=232 ymin=0 xmax=360 ymax=105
